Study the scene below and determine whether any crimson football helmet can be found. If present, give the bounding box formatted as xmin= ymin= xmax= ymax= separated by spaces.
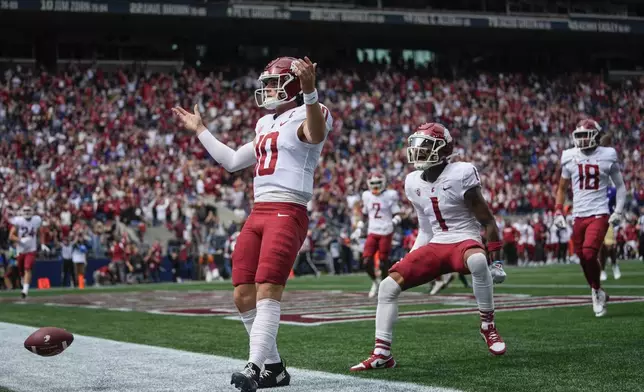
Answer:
xmin=367 ymin=171 xmax=386 ymax=195
xmin=572 ymin=119 xmax=602 ymax=150
xmin=254 ymin=57 xmax=302 ymax=110
xmin=407 ymin=123 xmax=455 ymax=170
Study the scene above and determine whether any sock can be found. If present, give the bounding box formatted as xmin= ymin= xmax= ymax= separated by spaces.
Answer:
xmin=374 ymin=277 xmax=401 ymax=354
xmin=458 ymin=273 xmax=469 ymax=287
xmin=466 ymin=253 xmax=494 ymax=329
xmin=610 ymin=248 xmax=617 ymax=266
xmin=240 ymin=308 xmax=256 ymax=335
xmin=248 ymin=299 xmax=281 ymax=368
xmin=365 ymin=257 xmax=376 ymax=281
xmin=374 ymin=338 xmax=391 ymax=356
xmin=379 ymin=258 xmax=390 ymax=280
xmin=22 ymin=283 xmax=30 ymax=294
xmin=240 ymin=308 xmax=281 ymax=365
xmin=580 ymin=248 xmax=601 ymax=290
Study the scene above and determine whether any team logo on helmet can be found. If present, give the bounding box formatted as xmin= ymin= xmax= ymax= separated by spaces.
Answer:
xmin=254 ymin=57 xmax=302 ymax=110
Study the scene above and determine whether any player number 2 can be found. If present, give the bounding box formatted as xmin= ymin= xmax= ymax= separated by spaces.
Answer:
xmin=577 ymin=164 xmax=599 ymax=190
xmin=372 ymin=203 xmax=382 ymax=219
xmin=430 ymin=197 xmax=449 ymax=231
xmin=255 ymin=132 xmax=279 ymax=176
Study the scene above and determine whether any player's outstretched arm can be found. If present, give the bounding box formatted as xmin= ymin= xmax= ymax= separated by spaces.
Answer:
xmin=293 ymin=57 xmax=327 ymax=144
xmin=554 ymin=163 xmax=571 ymax=228
xmin=609 ymin=165 xmax=626 ymax=224
xmin=555 ymin=176 xmax=570 ymax=212
xmin=172 ymin=105 xmax=256 ymax=173
xmin=464 ymin=186 xmax=501 ymax=260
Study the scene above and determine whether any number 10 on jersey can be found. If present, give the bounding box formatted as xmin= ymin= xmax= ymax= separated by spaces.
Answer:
xmin=255 ymin=132 xmax=279 ymax=176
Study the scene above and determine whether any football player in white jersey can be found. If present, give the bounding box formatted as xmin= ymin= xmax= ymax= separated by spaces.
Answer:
xmin=356 ymin=171 xmax=402 ymax=298
xmin=554 ymin=119 xmax=626 ymax=317
xmin=350 ymin=123 xmax=507 ymax=372
xmin=8 ymin=206 xmax=48 ymax=299
xmin=173 ymin=56 xmax=333 ymax=392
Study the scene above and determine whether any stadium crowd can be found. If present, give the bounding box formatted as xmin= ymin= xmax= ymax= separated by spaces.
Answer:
xmin=0 ymin=61 xmax=643 ymax=284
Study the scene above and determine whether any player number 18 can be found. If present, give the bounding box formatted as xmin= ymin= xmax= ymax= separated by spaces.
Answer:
xmin=577 ymin=164 xmax=600 ymax=190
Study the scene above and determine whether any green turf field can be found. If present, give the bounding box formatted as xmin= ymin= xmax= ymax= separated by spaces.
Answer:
xmin=1 ymin=261 xmax=643 ymax=392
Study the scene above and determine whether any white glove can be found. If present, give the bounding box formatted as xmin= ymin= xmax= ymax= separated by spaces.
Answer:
xmin=553 ymin=214 xmax=567 ymax=229
xmin=20 ymin=236 xmax=33 ymax=246
xmin=41 ymin=244 xmax=50 ymax=252
xmin=608 ymin=212 xmax=623 ymax=225
xmin=392 ymin=215 xmax=402 ymax=226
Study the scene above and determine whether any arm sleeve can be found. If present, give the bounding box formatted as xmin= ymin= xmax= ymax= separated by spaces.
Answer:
xmin=609 ymin=163 xmax=626 ymax=214
xmin=461 ymin=164 xmax=481 ymax=197
xmin=197 ymin=131 xmax=256 ymax=173
xmin=390 ymin=191 xmax=401 ymax=215
xmin=411 ymin=204 xmax=433 ymax=252
xmin=361 ymin=192 xmax=368 ymax=215
xmin=404 ymin=177 xmax=433 ymax=252
xmin=560 ymin=152 xmax=572 ymax=179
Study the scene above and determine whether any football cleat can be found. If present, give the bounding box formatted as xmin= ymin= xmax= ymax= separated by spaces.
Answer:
xmin=231 ymin=362 xmax=260 ymax=392
xmin=592 ymin=288 xmax=608 ymax=317
xmin=20 ymin=292 xmax=27 ymax=300
xmin=480 ymin=323 xmax=506 ymax=356
xmin=368 ymin=280 xmax=380 ymax=299
xmin=490 ymin=261 xmax=507 ymax=284
xmin=612 ymin=265 xmax=621 ymax=280
xmin=350 ymin=352 xmax=396 ymax=372
xmin=600 ymin=271 xmax=607 ymax=281
xmin=258 ymin=360 xmax=290 ymax=389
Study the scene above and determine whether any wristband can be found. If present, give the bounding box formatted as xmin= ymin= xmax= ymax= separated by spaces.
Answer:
xmin=486 ymin=241 xmax=503 ymax=252
xmin=303 ymin=89 xmax=318 ymax=105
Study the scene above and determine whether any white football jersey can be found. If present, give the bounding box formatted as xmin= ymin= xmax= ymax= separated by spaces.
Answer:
xmin=561 ymin=146 xmax=619 ymax=218
xmin=547 ymin=224 xmax=560 ymax=245
xmin=253 ymin=104 xmax=333 ymax=204
xmin=513 ymin=222 xmax=528 ymax=245
xmin=525 ymin=225 xmax=535 ymax=246
xmin=362 ymin=189 xmax=401 ymax=236
xmin=9 ymin=215 xmax=42 ymax=254
xmin=405 ymin=162 xmax=483 ymax=244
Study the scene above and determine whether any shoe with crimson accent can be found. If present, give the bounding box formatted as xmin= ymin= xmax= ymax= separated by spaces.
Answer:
xmin=349 ymin=352 xmax=396 ymax=372
xmin=480 ymin=323 xmax=506 ymax=355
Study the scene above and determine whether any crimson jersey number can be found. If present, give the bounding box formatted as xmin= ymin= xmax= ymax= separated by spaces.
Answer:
xmin=254 ymin=132 xmax=279 ymax=176
xmin=430 ymin=197 xmax=449 ymax=231
xmin=20 ymin=227 xmax=36 ymax=237
xmin=577 ymin=164 xmax=600 ymax=190
xmin=371 ymin=203 xmax=382 ymax=219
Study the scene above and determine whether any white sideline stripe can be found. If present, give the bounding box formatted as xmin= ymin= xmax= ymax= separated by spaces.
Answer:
xmin=498 ymin=284 xmax=644 ymax=289
xmin=0 ymin=322 xmax=462 ymax=392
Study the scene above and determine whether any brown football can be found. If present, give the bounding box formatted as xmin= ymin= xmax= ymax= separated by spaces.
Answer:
xmin=24 ymin=327 xmax=74 ymax=357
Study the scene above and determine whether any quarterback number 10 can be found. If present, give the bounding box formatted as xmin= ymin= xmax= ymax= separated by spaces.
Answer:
xmin=254 ymin=132 xmax=279 ymax=177
xmin=577 ymin=164 xmax=600 ymax=190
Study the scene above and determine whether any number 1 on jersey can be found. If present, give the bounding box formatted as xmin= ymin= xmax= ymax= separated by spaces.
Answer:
xmin=255 ymin=132 xmax=279 ymax=176
xmin=430 ymin=197 xmax=449 ymax=231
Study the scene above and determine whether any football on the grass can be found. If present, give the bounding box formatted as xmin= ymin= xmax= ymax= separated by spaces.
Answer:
xmin=24 ymin=327 xmax=74 ymax=357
